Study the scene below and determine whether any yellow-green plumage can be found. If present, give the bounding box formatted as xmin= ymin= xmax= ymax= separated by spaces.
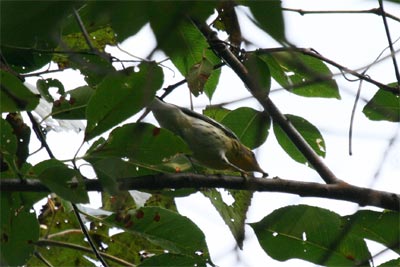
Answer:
xmin=149 ymin=98 xmax=267 ymax=177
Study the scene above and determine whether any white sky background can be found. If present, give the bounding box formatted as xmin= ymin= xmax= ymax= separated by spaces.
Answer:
xmin=26 ymin=1 xmax=400 ymax=266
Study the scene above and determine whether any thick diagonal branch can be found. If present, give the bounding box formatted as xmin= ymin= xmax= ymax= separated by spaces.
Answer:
xmin=193 ymin=20 xmax=341 ymax=184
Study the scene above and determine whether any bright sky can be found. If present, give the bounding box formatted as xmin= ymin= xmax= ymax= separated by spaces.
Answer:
xmin=26 ymin=1 xmax=400 ymax=266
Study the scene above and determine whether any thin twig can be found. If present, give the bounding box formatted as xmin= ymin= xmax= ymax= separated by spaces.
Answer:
xmin=27 ymin=112 xmax=55 ymax=159
xmin=34 ymin=251 xmax=54 ymax=267
xmin=73 ymin=8 xmax=95 ymax=52
xmin=282 ymin=7 xmax=400 ymax=23
xmin=378 ymin=0 xmax=400 ymax=85
xmin=35 ymin=239 xmax=134 ymax=267
xmin=72 ymin=204 xmax=109 ymax=267
xmin=27 ymin=111 xmax=108 ymax=266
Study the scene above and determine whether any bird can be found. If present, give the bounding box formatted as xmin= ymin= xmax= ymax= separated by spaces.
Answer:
xmin=148 ymin=97 xmax=267 ymax=177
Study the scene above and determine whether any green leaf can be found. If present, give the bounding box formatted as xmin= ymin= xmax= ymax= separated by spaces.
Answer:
xmin=203 ymin=106 xmax=231 ymax=122
xmin=69 ymin=54 xmax=116 ymax=87
xmin=362 ymin=84 xmax=400 ymax=122
xmin=62 ymin=2 xmax=147 ymax=43
xmin=243 ymin=54 xmax=271 ymax=98
xmin=87 ymin=157 xmax=156 ymax=195
xmin=261 ymin=52 xmax=340 ymax=99
xmin=51 ymin=85 xmax=94 ymax=120
xmin=36 ymin=78 xmax=65 ymax=102
xmin=101 ymin=231 xmax=162 ymax=265
xmin=204 ymin=68 xmax=221 ymax=100
xmin=221 ymin=107 xmax=271 ymax=149
xmin=85 ymin=62 xmax=163 ymax=140
xmin=1 ymin=192 xmax=39 ymax=266
xmin=187 ymin=56 xmax=214 ymax=97
xmin=0 ymin=1 xmax=78 ymax=72
xmin=343 ymin=210 xmax=400 ymax=254
xmin=0 ymin=70 xmax=39 ymax=112
xmin=150 ymin=12 xmax=218 ymax=76
xmin=249 ymin=205 xmax=371 ymax=266
xmin=377 ymin=258 xmax=400 ymax=267
xmin=243 ymin=0 xmax=285 ymax=41
xmin=203 ymin=189 xmax=253 ymax=249
xmin=273 ymin=114 xmax=326 ymax=167
xmin=140 ymin=253 xmax=209 ymax=267
xmin=86 ymin=123 xmax=191 ymax=166
xmin=33 ymin=160 xmax=89 ymax=203
xmin=28 ymin=196 xmax=97 ymax=267
xmin=104 ymin=206 xmax=211 ymax=264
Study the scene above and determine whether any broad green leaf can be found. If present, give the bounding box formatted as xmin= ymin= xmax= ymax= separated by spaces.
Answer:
xmin=343 ymin=210 xmax=400 ymax=254
xmin=62 ymin=2 xmax=147 ymax=43
xmin=103 ymin=231 xmax=163 ymax=266
xmin=149 ymin=6 xmax=219 ymax=75
xmin=85 ymin=62 xmax=163 ymax=140
xmin=243 ymin=54 xmax=271 ymax=98
xmin=86 ymin=123 xmax=191 ymax=165
xmin=28 ymin=196 xmax=97 ymax=267
xmin=221 ymin=107 xmax=271 ymax=149
xmin=101 ymin=191 xmax=137 ymax=212
xmin=243 ymin=0 xmax=285 ymax=41
xmin=261 ymin=52 xmax=340 ymax=99
xmin=104 ymin=206 xmax=211 ymax=264
xmin=87 ymin=157 xmax=157 ymax=195
xmin=140 ymin=253 xmax=210 ymax=267
xmin=67 ymin=54 xmax=116 ymax=87
xmin=204 ymin=68 xmax=221 ymax=100
xmin=31 ymin=158 xmax=65 ymax=174
xmin=377 ymin=258 xmax=400 ymax=267
xmin=363 ymin=84 xmax=400 ymax=122
xmin=1 ymin=192 xmax=39 ymax=266
xmin=51 ymin=85 xmax=94 ymax=120
xmin=203 ymin=189 xmax=253 ymax=249
xmin=203 ymin=106 xmax=231 ymax=122
xmin=187 ymin=56 xmax=214 ymax=97
xmin=249 ymin=205 xmax=371 ymax=266
xmin=36 ymin=78 xmax=65 ymax=102
xmin=33 ymin=160 xmax=89 ymax=203
xmin=0 ymin=1 xmax=78 ymax=72
xmin=273 ymin=114 xmax=326 ymax=167
xmin=0 ymin=70 xmax=39 ymax=112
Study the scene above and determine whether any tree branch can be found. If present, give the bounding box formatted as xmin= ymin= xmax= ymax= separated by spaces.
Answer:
xmin=193 ymin=20 xmax=343 ymax=184
xmin=282 ymin=7 xmax=400 ymax=23
xmin=1 ymin=174 xmax=399 ymax=211
xmin=378 ymin=0 xmax=400 ymax=85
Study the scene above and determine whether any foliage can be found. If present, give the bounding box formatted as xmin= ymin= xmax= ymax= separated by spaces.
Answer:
xmin=0 ymin=1 xmax=399 ymax=267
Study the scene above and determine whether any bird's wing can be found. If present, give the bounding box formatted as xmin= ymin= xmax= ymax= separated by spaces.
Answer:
xmin=179 ymin=106 xmax=239 ymax=141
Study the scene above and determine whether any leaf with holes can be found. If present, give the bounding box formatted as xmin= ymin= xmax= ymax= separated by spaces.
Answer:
xmin=249 ymin=205 xmax=371 ymax=266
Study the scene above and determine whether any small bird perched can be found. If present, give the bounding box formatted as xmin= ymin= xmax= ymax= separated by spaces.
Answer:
xmin=149 ymin=97 xmax=267 ymax=177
